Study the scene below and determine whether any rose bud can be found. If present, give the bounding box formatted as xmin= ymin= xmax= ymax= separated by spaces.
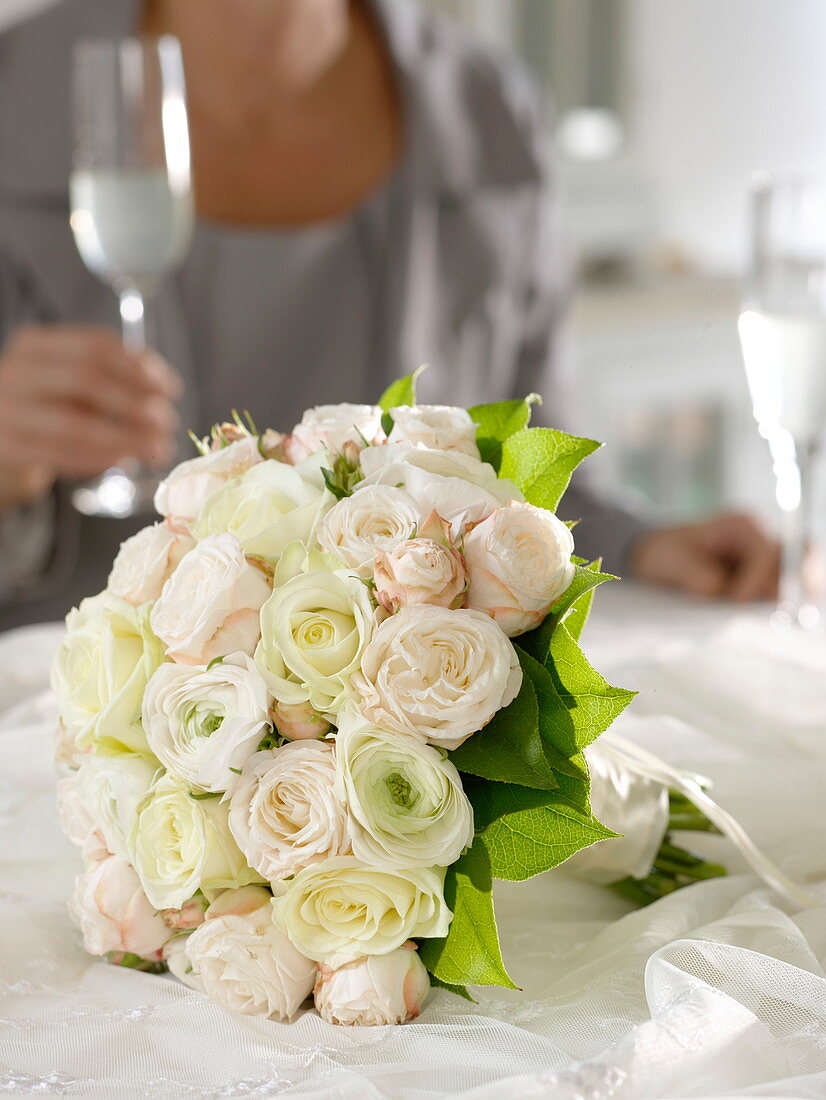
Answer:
xmin=69 ymin=855 xmax=174 ymax=959
xmin=161 ymin=893 xmax=210 ymax=932
xmin=373 ymin=525 xmax=466 ymax=614
xmin=272 ymin=699 xmax=331 ymax=741
xmin=314 ymin=942 xmax=430 ymax=1026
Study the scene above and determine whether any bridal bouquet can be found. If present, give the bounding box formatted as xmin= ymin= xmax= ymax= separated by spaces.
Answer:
xmin=52 ymin=371 xmax=646 ymax=1026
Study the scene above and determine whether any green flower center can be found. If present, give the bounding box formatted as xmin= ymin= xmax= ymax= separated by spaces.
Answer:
xmin=386 ymin=772 xmax=414 ymax=808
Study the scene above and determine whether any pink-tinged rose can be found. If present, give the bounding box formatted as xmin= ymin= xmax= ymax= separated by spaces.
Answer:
xmin=373 ymin=512 xmax=466 ymax=613
xmin=464 ymin=502 xmax=575 ymax=637
xmin=150 ymin=533 xmax=271 ymax=665
xmin=184 ymin=886 xmax=316 ymax=1020
xmin=54 ymin=720 xmax=87 ymax=767
xmin=389 ymin=404 xmax=480 ymax=459
xmin=272 ymin=699 xmax=331 ymax=741
xmin=317 ymin=484 xmax=421 ymax=570
xmin=69 ymin=855 xmax=173 ymax=959
xmin=260 ymin=428 xmax=286 ymax=459
xmin=314 ymin=942 xmax=430 ymax=1026
xmin=56 ymin=771 xmax=109 ymax=866
xmin=154 ymin=436 xmax=263 ymax=522
xmin=161 ymin=893 xmax=209 ymax=931
xmin=107 ymin=522 xmax=195 ymax=606
xmin=283 ymin=403 xmax=385 ymax=463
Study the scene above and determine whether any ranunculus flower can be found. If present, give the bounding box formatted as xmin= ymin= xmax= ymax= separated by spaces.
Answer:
xmin=132 ymin=772 xmax=261 ymax=911
xmin=59 ymin=753 xmax=160 ymax=865
xmin=314 ymin=942 xmax=430 ymax=1026
xmin=154 ymin=435 xmax=263 ymax=522
xmin=271 ymin=858 xmax=451 ymax=966
xmin=69 ymin=855 xmax=173 ymax=959
xmin=150 ymin=533 xmax=271 ymax=665
xmin=107 ymin=523 xmax=195 ymax=606
xmin=228 ymin=742 xmax=349 ymax=881
xmin=51 ymin=592 xmax=165 ymax=755
xmin=316 ymin=485 xmax=421 ymax=570
xmin=373 ymin=512 xmax=466 ymax=613
xmin=142 ymin=653 xmax=271 ymax=794
xmin=335 ymin=713 xmax=473 ymax=869
xmin=389 ymin=404 xmax=480 ymax=459
xmin=355 ymin=605 xmax=522 ymax=751
xmin=464 ymin=502 xmax=575 ymax=637
xmin=183 ymin=886 xmax=316 ymax=1020
xmin=190 ymin=459 xmax=330 ymax=564
xmin=271 ymin=699 xmax=331 ymax=741
xmin=255 ymin=568 xmax=379 ymax=718
xmin=283 ymin=403 xmax=385 ymax=463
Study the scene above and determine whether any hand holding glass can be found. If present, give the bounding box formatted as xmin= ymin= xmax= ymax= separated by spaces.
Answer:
xmin=70 ymin=36 xmax=193 ymax=517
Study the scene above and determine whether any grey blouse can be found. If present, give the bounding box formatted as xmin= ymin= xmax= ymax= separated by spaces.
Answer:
xmin=0 ymin=0 xmax=647 ymax=630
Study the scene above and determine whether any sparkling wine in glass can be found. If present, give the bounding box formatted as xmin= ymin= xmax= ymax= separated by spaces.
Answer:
xmin=738 ymin=173 xmax=826 ymax=630
xmin=70 ymin=36 xmax=194 ymax=518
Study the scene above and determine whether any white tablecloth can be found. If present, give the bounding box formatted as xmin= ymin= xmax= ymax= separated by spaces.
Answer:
xmin=1 ymin=586 xmax=824 ymax=1100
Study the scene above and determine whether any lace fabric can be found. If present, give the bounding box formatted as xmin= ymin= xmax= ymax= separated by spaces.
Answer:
xmin=1 ymin=612 xmax=824 ymax=1099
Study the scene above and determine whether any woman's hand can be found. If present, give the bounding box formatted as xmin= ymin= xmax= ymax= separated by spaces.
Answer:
xmin=0 ymin=325 xmax=181 ymax=511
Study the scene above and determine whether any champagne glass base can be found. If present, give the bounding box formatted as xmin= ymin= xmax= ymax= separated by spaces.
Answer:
xmin=72 ymin=465 xmax=158 ymax=519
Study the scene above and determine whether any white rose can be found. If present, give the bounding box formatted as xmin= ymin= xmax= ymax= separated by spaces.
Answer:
xmin=464 ymin=502 xmax=575 ymax=637
xmin=61 ymin=753 xmax=159 ymax=864
xmin=154 ymin=436 xmax=263 ymax=522
xmin=69 ymin=855 xmax=173 ymax=959
xmin=314 ymin=942 xmax=430 ymax=1026
xmin=142 ymin=653 xmax=271 ymax=794
xmin=272 ymin=858 xmax=451 ymax=966
xmin=316 ymin=485 xmax=421 ymax=570
xmin=355 ymin=605 xmax=522 ymax=751
xmin=284 ymin=404 xmax=385 ymax=463
xmin=229 ymin=742 xmax=349 ymax=882
xmin=255 ymin=569 xmax=379 ymax=718
xmin=150 ymin=533 xmax=271 ymax=665
xmin=107 ymin=523 xmax=195 ymax=606
xmin=183 ymin=886 xmax=316 ymax=1020
xmin=191 ymin=459 xmax=330 ymax=564
xmin=51 ymin=592 xmax=164 ymax=755
xmin=335 ymin=714 xmax=473 ymax=869
xmin=389 ymin=404 xmax=480 ymax=459
xmin=132 ymin=772 xmax=261 ymax=910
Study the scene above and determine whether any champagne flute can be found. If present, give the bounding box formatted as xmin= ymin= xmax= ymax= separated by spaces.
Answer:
xmin=69 ymin=36 xmax=194 ymax=518
xmin=738 ymin=174 xmax=826 ymax=630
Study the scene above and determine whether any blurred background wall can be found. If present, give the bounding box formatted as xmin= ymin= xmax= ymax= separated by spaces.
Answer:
xmin=430 ymin=0 xmax=826 ymax=533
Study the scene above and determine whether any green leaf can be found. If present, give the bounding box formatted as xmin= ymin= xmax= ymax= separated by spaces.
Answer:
xmin=499 ymin=427 xmax=600 ymax=513
xmin=418 ymin=838 xmax=518 ymax=989
xmin=428 ymin=975 xmax=477 ymax=1003
xmin=561 ymin=560 xmax=611 ymax=642
xmin=470 ymin=782 xmax=617 ymax=882
xmin=450 ymin=663 xmax=559 ymax=792
xmin=468 ymin=394 xmax=540 ymax=469
xmin=519 ymin=562 xmax=612 ymax=665
xmin=377 ymin=366 xmax=427 ymax=414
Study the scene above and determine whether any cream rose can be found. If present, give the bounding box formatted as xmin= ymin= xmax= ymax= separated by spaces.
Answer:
xmin=464 ymin=502 xmax=575 ymax=637
xmin=355 ymin=605 xmax=522 ymax=751
xmin=316 ymin=485 xmax=421 ymax=570
xmin=373 ymin=514 xmax=466 ymax=613
xmin=335 ymin=714 xmax=473 ymax=869
xmin=57 ymin=771 xmax=108 ymax=866
xmin=163 ymin=935 xmax=206 ymax=993
xmin=107 ymin=523 xmax=194 ymax=606
xmin=69 ymin=855 xmax=173 ymax=960
xmin=183 ymin=886 xmax=316 ymax=1020
xmin=142 ymin=653 xmax=271 ymax=794
xmin=154 ymin=435 xmax=263 ymax=522
xmin=150 ymin=533 xmax=271 ymax=665
xmin=314 ymin=942 xmax=430 ymax=1026
xmin=271 ymin=858 xmax=451 ymax=966
xmin=389 ymin=404 xmax=480 ymax=458
xmin=255 ymin=568 xmax=379 ymax=718
xmin=60 ymin=753 xmax=159 ymax=865
xmin=283 ymin=403 xmax=385 ymax=463
xmin=51 ymin=592 xmax=164 ymax=755
xmin=132 ymin=772 xmax=261 ymax=911
xmin=228 ymin=742 xmax=349 ymax=882
xmin=191 ymin=459 xmax=330 ymax=564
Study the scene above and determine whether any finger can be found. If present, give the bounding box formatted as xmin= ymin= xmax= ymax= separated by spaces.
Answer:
xmin=727 ymin=539 xmax=781 ymax=601
xmin=678 ymin=554 xmax=730 ymax=599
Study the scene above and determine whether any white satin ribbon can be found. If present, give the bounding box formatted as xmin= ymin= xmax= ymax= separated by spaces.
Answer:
xmin=581 ymin=719 xmax=820 ymax=911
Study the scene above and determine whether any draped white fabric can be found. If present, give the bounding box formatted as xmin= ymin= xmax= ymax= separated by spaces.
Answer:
xmin=1 ymin=587 xmax=824 ymax=1099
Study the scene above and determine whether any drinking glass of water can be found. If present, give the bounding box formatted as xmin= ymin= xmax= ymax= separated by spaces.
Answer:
xmin=738 ymin=174 xmax=826 ymax=630
xmin=70 ymin=36 xmax=194 ymax=518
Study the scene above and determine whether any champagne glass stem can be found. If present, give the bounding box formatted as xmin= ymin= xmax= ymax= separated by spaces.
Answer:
xmin=119 ymin=285 xmax=146 ymax=354
xmin=775 ymin=435 xmax=819 ymax=629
